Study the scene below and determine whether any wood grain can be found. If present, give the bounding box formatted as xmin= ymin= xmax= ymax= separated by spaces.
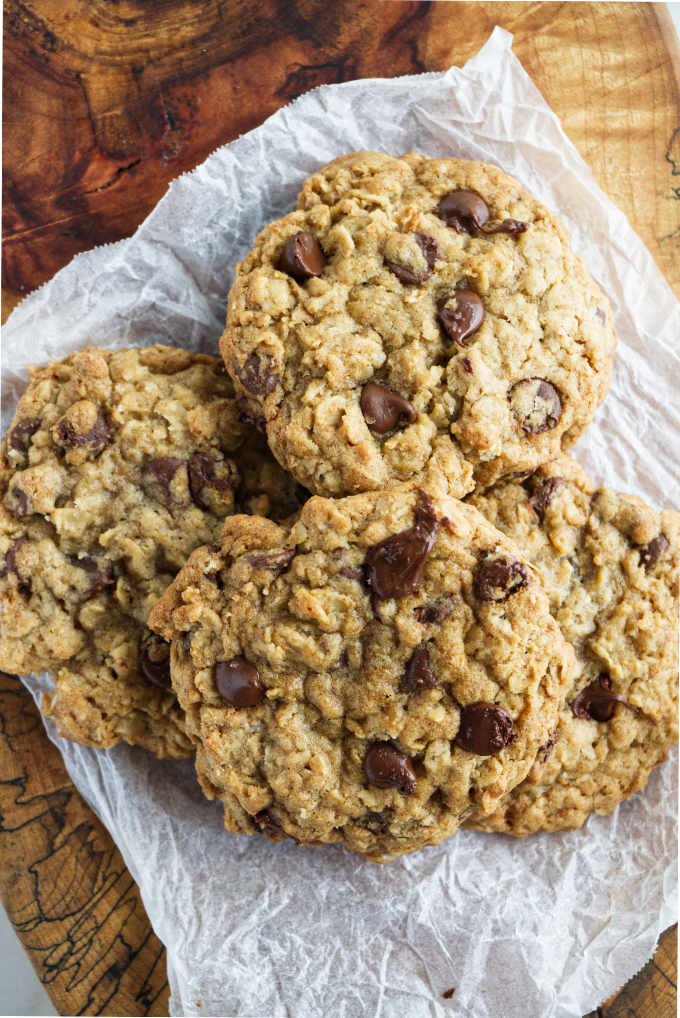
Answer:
xmin=1 ymin=3 xmax=677 ymax=1016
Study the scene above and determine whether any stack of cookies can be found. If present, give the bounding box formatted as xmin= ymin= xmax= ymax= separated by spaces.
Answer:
xmin=1 ymin=152 xmax=677 ymax=862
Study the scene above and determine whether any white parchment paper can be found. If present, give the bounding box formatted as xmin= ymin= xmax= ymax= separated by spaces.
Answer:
xmin=2 ymin=28 xmax=678 ymax=1018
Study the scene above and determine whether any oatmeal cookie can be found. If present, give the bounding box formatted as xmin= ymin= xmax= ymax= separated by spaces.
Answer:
xmin=149 ymin=486 xmax=574 ymax=860
xmin=221 ymin=151 xmax=616 ymax=497
xmin=0 ymin=345 xmax=304 ymax=757
xmin=466 ymin=456 xmax=679 ymax=835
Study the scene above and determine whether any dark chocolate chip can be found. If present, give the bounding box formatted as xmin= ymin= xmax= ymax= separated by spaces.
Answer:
xmin=414 ymin=597 xmax=454 ymax=624
xmin=9 ymin=418 xmax=40 ymax=455
xmin=253 ymin=810 xmax=288 ymax=841
xmin=236 ymin=396 xmax=267 ymax=432
xmin=434 ymin=189 xmax=527 ymax=236
xmin=355 ymin=809 xmax=393 ymax=834
xmin=570 ymin=675 xmax=634 ymax=722
xmin=246 ymin=549 xmax=295 ymax=571
xmin=0 ymin=537 xmax=31 ymax=594
xmin=481 ymin=218 xmax=527 ymax=236
xmin=509 ymin=378 xmax=563 ymax=434
xmin=461 ymin=356 xmax=473 ymax=374
xmin=69 ymin=555 xmax=114 ymax=598
xmin=360 ymin=382 xmax=417 ymax=435
xmin=277 ymin=230 xmax=326 ymax=281
xmin=528 ymin=477 xmax=565 ymax=523
xmin=363 ymin=742 xmax=417 ymax=794
xmin=138 ymin=632 xmax=172 ymax=689
xmin=455 ymin=702 xmax=517 ymax=755
xmin=638 ymin=533 xmax=670 ymax=572
xmin=236 ymin=353 xmax=279 ymax=397
xmin=384 ymin=232 xmax=438 ymax=285
xmin=474 ymin=555 xmax=528 ymax=602
xmin=7 ymin=488 xmax=31 ymax=518
xmin=364 ymin=492 xmax=438 ymax=600
xmin=400 ymin=646 xmax=437 ymax=693
xmin=437 ymin=290 xmax=485 ymax=346
xmin=145 ymin=456 xmax=185 ymax=502
xmin=57 ymin=411 xmax=110 ymax=451
xmin=442 ymin=989 xmax=456 ymax=1000
xmin=537 ymin=728 xmax=559 ymax=763
xmin=215 ymin=656 xmax=264 ymax=707
xmin=188 ymin=451 xmax=236 ymax=511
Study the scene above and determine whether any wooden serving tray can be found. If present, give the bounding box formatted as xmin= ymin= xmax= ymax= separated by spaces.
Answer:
xmin=1 ymin=3 xmax=678 ymax=1015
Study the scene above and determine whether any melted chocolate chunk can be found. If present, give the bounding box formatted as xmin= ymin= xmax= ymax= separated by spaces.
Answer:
xmin=638 ymin=533 xmax=669 ymax=572
xmin=437 ymin=290 xmax=485 ymax=346
xmin=236 ymin=396 xmax=266 ymax=432
xmin=435 ymin=189 xmax=527 ymax=236
xmin=400 ymin=646 xmax=437 ymax=693
xmin=236 ymin=353 xmax=279 ymax=397
xmin=215 ymin=656 xmax=264 ymax=707
xmin=9 ymin=418 xmax=40 ymax=455
xmin=69 ymin=556 xmax=114 ymax=598
xmin=364 ymin=493 xmax=438 ymax=600
xmin=537 ymin=728 xmax=559 ymax=763
xmin=363 ymin=742 xmax=417 ymax=794
xmin=355 ymin=809 xmax=393 ymax=834
xmin=0 ymin=537 xmax=31 ymax=594
xmin=360 ymin=382 xmax=417 ymax=435
xmin=570 ymin=675 xmax=634 ymax=722
xmin=455 ymin=702 xmax=517 ymax=755
xmin=7 ymin=487 xmax=31 ymax=518
xmin=57 ymin=411 xmax=110 ymax=451
xmin=188 ymin=451 xmax=236 ymax=511
xmin=246 ymin=549 xmax=295 ymax=571
xmin=384 ymin=232 xmax=438 ymax=285
xmin=474 ymin=555 xmax=528 ymax=602
xmin=253 ymin=810 xmax=288 ymax=840
xmin=277 ymin=231 xmax=326 ymax=281
xmin=145 ymin=456 xmax=185 ymax=502
xmin=509 ymin=378 xmax=562 ymax=434
xmin=528 ymin=476 xmax=564 ymax=523
xmin=414 ymin=597 xmax=454 ymax=624
xmin=139 ymin=632 xmax=172 ymax=689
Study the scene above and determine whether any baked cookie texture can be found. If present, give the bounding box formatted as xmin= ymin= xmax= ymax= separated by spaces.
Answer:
xmin=221 ymin=151 xmax=616 ymax=498
xmin=466 ymin=455 xmax=679 ymax=835
xmin=0 ymin=345 xmax=305 ymax=758
xmin=149 ymin=485 xmax=575 ymax=861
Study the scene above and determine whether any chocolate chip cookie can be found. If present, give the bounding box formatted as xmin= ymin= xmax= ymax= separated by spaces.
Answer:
xmin=466 ymin=456 xmax=679 ymax=835
xmin=221 ymin=151 xmax=616 ymax=498
xmin=0 ymin=345 xmax=304 ymax=757
xmin=148 ymin=486 xmax=575 ymax=860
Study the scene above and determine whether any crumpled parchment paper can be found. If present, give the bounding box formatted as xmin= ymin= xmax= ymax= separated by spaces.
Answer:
xmin=2 ymin=28 xmax=678 ymax=1018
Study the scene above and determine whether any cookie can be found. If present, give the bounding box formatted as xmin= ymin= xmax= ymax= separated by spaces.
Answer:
xmin=221 ymin=151 xmax=616 ymax=498
xmin=466 ymin=456 xmax=679 ymax=835
xmin=148 ymin=485 xmax=575 ymax=860
xmin=0 ymin=345 xmax=304 ymax=757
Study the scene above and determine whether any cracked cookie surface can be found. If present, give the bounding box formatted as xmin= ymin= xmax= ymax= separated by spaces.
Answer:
xmin=0 ymin=345 xmax=304 ymax=757
xmin=221 ymin=151 xmax=616 ymax=498
xmin=149 ymin=486 xmax=574 ymax=860
xmin=467 ymin=455 xmax=679 ymax=835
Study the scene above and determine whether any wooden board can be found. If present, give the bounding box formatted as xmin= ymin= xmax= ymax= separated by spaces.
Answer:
xmin=1 ymin=3 xmax=678 ymax=1015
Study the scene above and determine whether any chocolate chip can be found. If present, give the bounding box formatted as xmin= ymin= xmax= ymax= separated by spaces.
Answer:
xmin=144 ymin=456 xmax=185 ymax=503
xmin=537 ymin=728 xmax=559 ymax=763
xmin=6 ymin=487 xmax=31 ymax=518
xmin=360 ymin=382 xmax=417 ymax=435
xmin=414 ymin=597 xmax=454 ymax=623
xmin=57 ymin=411 xmax=110 ymax=452
xmin=69 ymin=555 xmax=114 ymax=598
xmin=435 ymin=190 xmax=527 ymax=236
xmin=188 ymin=451 xmax=237 ymax=512
xmin=138 ymin=632 xmax=172 ymax=689
xmin=442 ymin=989 xmax=456 ymax=1000
xmin=355 ymin=809 xmax=393 ymax=833
xmin=455 ymin=702 xmax=516 ymax=755
xmin=0 ymin=537 xmax=31 ymax=594
xmin=236 ymin=396 xmax=266 ymax=431
xmin=215 ymin=656 xmax=264 ymax=707
xmin=246 ymin=549 xmax=295 ymax=571
xmin=253 ymin=810 xmax=288 ymax=840
xmin=638 ymin=533 xmax=670 ymax=572
xmin=277 ymin=230 xmax=326 ymax=281
xmin=364 ymin=492 xmax=438 ymax=600
xmin=474 ymin=555 xmax=528 ymax=602
xmin=528 ymin=477 xmax=564 ymax=523
xmin=9 ymin=418 xmax=40 ymax=455
xmin=384 ymin=232 xmax=438 ymax=285
xmin=509 ymin=378 xmax=562 ymax=434
xmin=236 ymin=353 xmax=279 ymax=397
xmin=437 ymin=290 xmax=485 ymax=346
xmin=570 ymin=675 xmax=634 ymax=722
xmin=461 ymin=356 xmax=473 ymax=374
xmin=400 ymin=646 xmax=437 ymax=693
xmin=363 ymin=742 xmax=417 ymax=794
